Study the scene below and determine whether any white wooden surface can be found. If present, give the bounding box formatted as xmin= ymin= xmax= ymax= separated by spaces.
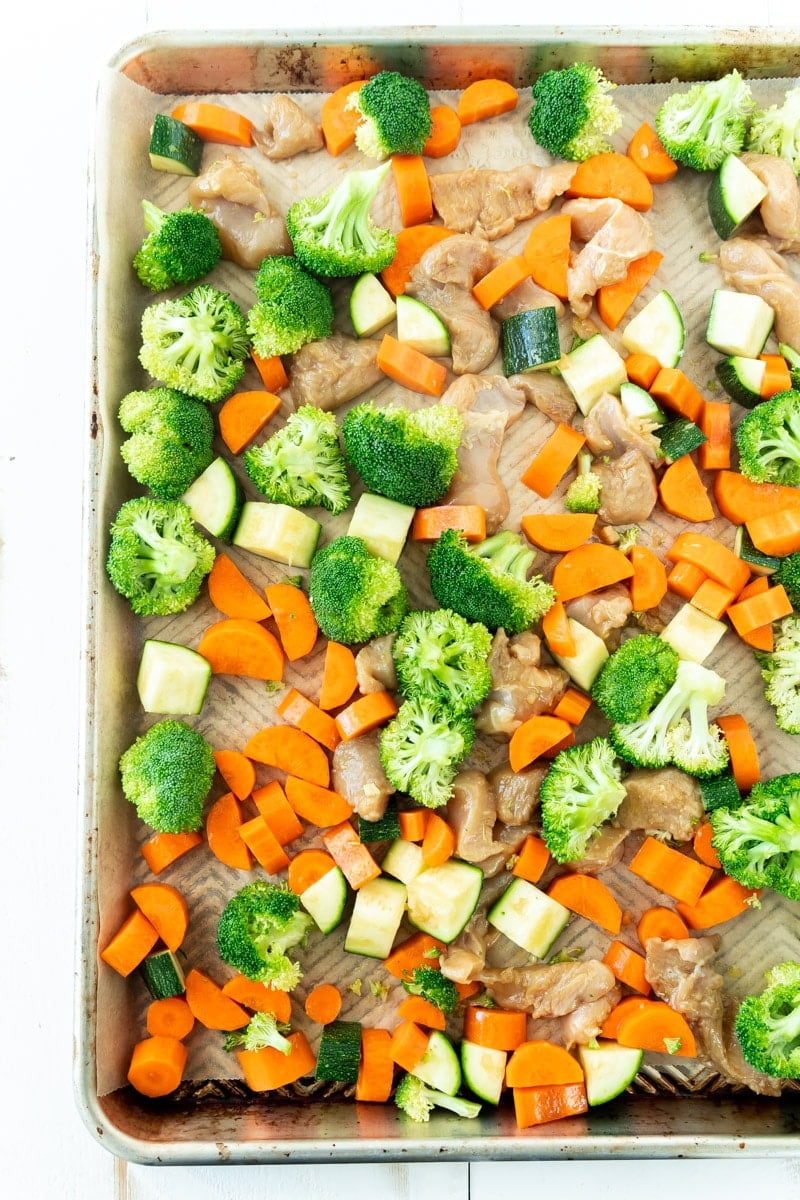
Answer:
xmin=5 ymin=2 xmax=800 ymax=1195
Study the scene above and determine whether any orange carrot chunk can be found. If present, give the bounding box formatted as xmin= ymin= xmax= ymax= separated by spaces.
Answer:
xmin=239 ymin=814 xmax=291 ymax=875
xmin=285 ymin=777 xmax=353 ymax=828
xmin=244 ymin=726 xmax=330 ymax=787
xmin=380 ymin=225 xmax=456 ymax=297
xmin=666 ymin=532 xmax=751 ymax=595
xmin=521 ymin=423 xmax=586 ymax=498
xmin=745 ymin=509 xmax=800 ymax=558
xmin=356 ymin=1027 xmax=395 ymax=1102
xmin=520 ymin=512 xmax=597 ymax=553
xmin=628 ymin=836 xmax=714 ymax=907
xmin=513 ymin=1082 xmax=588 ymax=1128
xmin=649 ymin=368 xmax=705 ymax=424
xmin=547 ymin=874 xmax=622 ymax=934
xmin=509 ymin=714 xmax=574 ymax=772
xmin=727 ymin=584 xmax=793 ymax=637
xmin=383 ymin=932 xmax=446 ymax=980
xmin=463 ymin=1006 xmax=528 ymax=1051
xmin=636 ymin=906 xmax=690 ymax=949
xmin=552 ymin=688 xmax=593 ymax=727
xmin=676 ymin=876 xmax=762 ymax=930
xmin=146 ymin=997 xmax=195 ymax=1041
xmin=185 ymin=968 xmax=250 ymax=1031
xmin=213 ymin=748 xmax=257 ymax=800
xmin=506 ymin=1040 xmax=584 ymax=1087
xmin=397 ymin=994 xmax=447 ymax=1030
xmin=690 ymin=578 xmax=736 ymax=621
xmin=171 ymin=101 xmax=254 ymax=146
xmin=625 ymin=351 xmax=662 ymax=390
xmin=251 ymin=350 xmax=289 ymax=392
xmin=597 ymin=250 xmax=663 ymax=331
xmin=511 ymin=835 xmax=551 ymax=885
xmin=219 ymin=390 xmax=282 ymax=455
xmin=628 ymin=544 xmax=668 ymax=611
xmin=399 ymin=809 xmax=431 ymax=842
xmin=627 ymin=122 xmax=679 ymax=183
xmin=552 ymin=543 xmax=635 ymax=603
xmin=391 ymin=154 xmax=434 ymax=227
xmin=523 ymin=212 xmax=571 ymax=301
xmin=601 ymin=996 xmax=656 ymax=1040
xmin=128 ymin=1035 xmax=188 ymax=1098
xmin=667 ymin=559 xmax=706 ymax=601
xmin=389 ymin=1021 xmax=431 ymax=1072
xmin=222 ymin=976 xmax=292 ymax=1022
xmin=420 ymin=812 xmax=456 ymax=868
xmin=304 ymin=983 xmax=343 ymax=1025
xmin=322 ymin=820 xmax=381 ymax=888
xmin=423 ymin=104 xmax=462 ymax=158
xmin=206 ymin=792 xmax=253 ymax=872
xmin=759 ymin=352 xmax=793 ymax=398
xmin=141 ymin=831 xmax=203 ymax=875
xmin=472 ymin=255 xmax=532 ymax=311
xmin=237 ymin=1031 xmax=316 ymax=1091
xmin=287 ymin=848 xmax=338 ymax=897
xmin=714 ymin=470 xmax=800 ymax=525
xmin=130 ymin=883 xmax=190 ymax=953
xmin=265 ymin=582 xmax=319 ymax=662
xmin=615 ymin=1001 xmax=697 ymax=1057
xmin=100 ymin=910 xmax=159 ymax=977
xmin=693 ymin=820 xmax=722 ymax=869
xmin=277 ymin=687 xmax=340 ymax=752
xmin=335 ymin=691 xmax=399 ymax=741
xmin=376 ymin=334 xmax=448 ymax=396
xmin=412 ymin=504 xmax=487 ymax=544
xmin=714 ymin=714 xmax=761 ymax=792
xmin=542 ymin=600 xmax=577 ymax=658
xmin=602 ymin=940 xmax=652 ymax=995
xmin=253 ymin=780 xmax=305 ymax=847
xmin=698 ymin=400 xmax=732 ymax=471
xmin=320 ymin=81 xmax=366 ymax=156
xmin=208 ymin=554 xmax=271 ymax=621
xmin=566 ymin=151 xmax=653 ymax=211
xmin=318 ymin=641 xmax=359 ymax=711
xmin=658 ymin=456 xmax=715 ymax=523
xmin=457 ymin=79 xmax=519 ymax=125
xmin=197 ymin=618 xmax=284 ymax=681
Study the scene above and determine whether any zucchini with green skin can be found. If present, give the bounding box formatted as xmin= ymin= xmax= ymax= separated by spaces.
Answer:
xmin=148 ymin=113 xmax=204 ymax=175
xmin=358 ymin=799 xmax=401 ymax=843
xmin=577 ymin=1040 xmax=643 ymax=1106
xmin=734 ymin=525 xmax=780 ymax=576
xmin=412 ymin=1030 xmax=462 ymax=1096
xmin=349 ymin=272 xmax=397 ymax=336
xmin=405 ymin=860 xmax=484 ymax=944
xmin=137 ymin=639 xmax=212 ymax=716
xmin=715 ymin=355 xmax=766 ymax=407
xmin=140 ymin=949 xmax=186 ymax=999
xmin=315 ymin=1020 xmax=362 ymax=1082
xmin=396 ymin=295 xmax=451 ymax=357
xmin=558 ymin=333 xmax=628 ymax=415
xmin=621 ymin=290 xmax=685 ymax=368
xmin=298 ymin=865 xmax=348 ymax=935
xmin=460 ymin=1039 xmax=507 ymax=1105
xmin=487 ymin=877 xmax=570 ymax=958
xmin=706 ymin=290 xmax=774 ymax=358
xmin=344 ymin=876 xmax=407 ymax=958
xmin=501 ymin=307 xmax=561 ymax=374
xmin=707 ymin=154 xmax=768 ymax=240
xmin=181 ymin=456 xmax=243 ymax=542
xmin=232 ymin=501 xmax=321 ymax=567
xmin=656 ymin=416 xmax=707 ymax=463
xmin=380 ymin=838 xmax=426 ymax=885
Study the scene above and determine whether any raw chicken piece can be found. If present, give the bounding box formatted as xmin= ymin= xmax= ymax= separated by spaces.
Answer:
xmin=188 ymin=154 xmax=291 ymax=267
xmin=481 ymin=959 xmax=618 ymax=1017
xmin=446 ymin=770 xmax=504 ymax=863
xmin=562 ymin=197 xmax=655 ymax=317
xmin=354 ymin=636 xmax=397 ymax=695
xmin=476 ymin=630 xmax=569 ymax=738
xmin=740 ymin=152 xmax=800 ymax=252
xmin=406 ymin=235 xmax=500 ymax=373
xmin=595 ymin=449 xmax=658 ymax=526
xmin=289 ymin=334 xmax=382 ymax=411
xmin=614 ymin=767 xmax=704 ymax=843
xmin=332 ymin=731 xmax=395 ymax=823
xmin=430 ymin=163 xmax=577 ymax=240
xmin=718 ymin=236 xmax=800 ymax=350
xmin=582 ymin=391 xmax=662 ymax=464
xmin=254 ymin=94 xmax=323 ymax=159
xmin=566 ymin=584 xmax=632 ymax=644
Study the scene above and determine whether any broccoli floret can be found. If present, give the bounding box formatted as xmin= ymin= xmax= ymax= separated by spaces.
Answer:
xmin=539 ymin=737 xmax=627 ymax=863
xmin=735 ymin=390 xmax=800 ymax=486
xmin=564 ymin=471 xmax=602 ymax=514
xmin=139 ymin=284 xmax=249 ymax=403
xmin=654 ymin=69 xmax=753 ymax=171
xmin=118 ymin=718 xmax=215 ymax=833
xmin=394 ymin=1072 xmax=482 ymax=1122
xmin=132 ymin=200 xmax=222 ymax=292
xmin=380 ymin=696 xmax=475 ymax=809
xmin=745 ymin=86 xmax=800 ymax=174
xmin=105 ymin=497 xmax=215 ymax=616
xmin=391 ymin=609 xmax=493 ymax=716
xmin=223 ymin=1010 xmax=292 ymax=1055
xmin=286 ymin=162 xmax=397 ymax=278
xmin=710 ymin=774 xmax=800 ymax=901
xmin=735 ymin=960 xmax=800 ymax=1078
xmin=402 ymin=965 xmax=459 ymax=1013
xmin=528 ymin=63 xmax=622 ymax=162
xmin=217 ymin=881 xmax=313 ymax=990
xmin=308 ymin=535 xmax=408 ymax=644
xmin=247 ymin=256 xmax=335 ymax=357
xmin=592 ymin=634 xmax=679 ymax=725
xmin=609 ymin=659 xmax=729 ymax=778
xmin=117 ymin=387 xmax=214 ymax=500
xmin=347 ymin=71 xmax=433 ymax=160
xmin=341 ymin=401 xmax=463 ymax=508
xmin=757 ymin=614 xmax=800 ymax=734
xmin=427 ymin=528 xmax=557 ymax=635
xmin=243 ymin=406 xmax=351 ymax=515
xmin=776 ymin=555 xmax=800 ymax=611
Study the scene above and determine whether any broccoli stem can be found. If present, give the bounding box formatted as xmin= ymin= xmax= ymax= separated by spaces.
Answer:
xmin=470 ymin=531 xmax=535 ymax=581
xmin=305 ymin=163 xmax=391 ymax=256
xmin=129 ymin=513 xmax=197 ymax=583
xmin=141 ymin=198 xmax=167 ymax=234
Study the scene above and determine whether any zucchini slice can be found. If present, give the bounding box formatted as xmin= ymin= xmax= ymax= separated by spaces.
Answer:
xmin=659 ymin=602 xmax=727 ymax=664
xmin=380 ymin=838 xmax=426 ymax=885
xmin=706 ymin=289 xmax=775 ymax=358
xmin=233 ymin=501 xmax=321 ymax=568
xmin=412 ymin=1030 xmax=462 ymax=1096
xmin=558 ymin=333 xmax=628 ymax=416
xmin=347 ymin=492 xmax=415 ymax=565
xmin=550 ymin=618 xmax=610 ymax=692
xmin=344 ymin=876 xmax=407 ymax=958
xmin=315 ymin=1020 xmax=362 ymax=1082
xmin=621 ymin=290 xmax=685 ymax=368
xmin=137 ymin=639 xmax=212 ymax=715
xmin=487 ymin=877 xmax=570 ymax=958
xmin=350 ymin=272 xmax=397 ymax=336
xmin=656 ymin=417 xmax=707 ymax=463
xmin=396 ymin=295 xmax=451 ymax=357
xmin=715 ymin=355 xmax=765 ymax=407
xmin=406 ymin=860 xmax=484 ymax=944
xmin=577 ymin=1040 xmax=643 ymax=1106
xmin=358 ymin=799 xmax=401 ymax=843
xmin=707 ymin=154 xmax=768 ymax=240
xmin=140 ymin=949 xmax=186 ymax=999
xmin=460 ymin=1039 xmax=507 ymax=1105
xmin=699 ymin=772 xmax=742 ymax=812
xmin=298 ymin=865 xmax=348 ymax=935
xmin=148 ymin=113 xmax=204 ymax=176
xmin=181 ymin=456 xmax=243 ymax=542
xmin=502 ymin=307 xmax=561 ymax=374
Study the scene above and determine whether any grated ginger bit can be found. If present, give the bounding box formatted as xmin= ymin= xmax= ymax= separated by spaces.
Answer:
xmin=370 ymin=980 xmax=389 ymax=999
xmin=348 ymin=979 xmax=363 ymax=995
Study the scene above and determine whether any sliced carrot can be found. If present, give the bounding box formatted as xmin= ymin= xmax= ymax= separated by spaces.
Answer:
xmin=625 ymin=351 xmax=662 ymax=390
xmin=523 ymin=212 xmax=571 ymax=301
xmin=412 ymin=504 xmax=487 ymax=544
xmin=520 ymin=512 xmax=597 ymax=553
xmin=628 ymin=836 xmax=714 ymax=907
xmin=506 ymin=1040 xmax=584 ymax=1087
xmin=714 ymin=714 xmax=761 ymax=793
xmin=287 ymin=848 xmax=338 ymax=897
xmin=649 ymin=368 xmax=705 ymax=424
xmin=380 ymin=224 xmax=457 ymax=297
xmin=213 ymin=748 xmax=257 ymax=801
xmin=693 ymin=820 xmax=722 ymax=869
xmin=463 ymin=1006 xmax=528 ymax=1051
xmin=244 ymin=726 xmax=330 ymax=787
xmin=222 ymin=975 xmax=292 ymax=1022
xmin=423 ymin=104 xmax=462 ymax=158
xmin=541 ymin=727 xmax=577 ymax=760
xmin=472 ymin=254 xmax=531 ymax=311
xmin=666 ymin=532 xmax=751 ymax=596
xmin=542 ymin=599 xmax=577 ymax=658
xmin=551 ymin=688 xmax=592 ymax=727
xmin=602 ymin=939 xmax=652 ymax=996
xmin=319 ymin=641 xmax=359 ymax=711
xmin=714 ymin=470 xmax=800 ymax=525
xmin=600 ymin=995 xmax=655 ymax=1040
xmin=636 ymin=906 xmax=690 ymax=949
xmin=206 ymin=792 xmax=253 ymax=872
xmin=698 ymin=401 xmax=731 ymax=471
xmin=383 ymin=932 xmax=446 ymax=980
xmin=615 ymin=1001 xmax=697 ymax=1057
xmin=596 ymin=250 xmax=663 ymax=331
xmin=726 ymin=584 xmax=793 ymax=637
xmin=197 ymin=618 xmax=284 ymax=681
xmin=508 ymin=714 xmax=574 ymax=772
xmin=127 ymin=1035 xmax=188 ymax=1098
xmin=420 ymin=812 xmax=456 ymax=868
xmin=171 ymin=101 xmax=253 ymax=146
xmin=628 ymin=544 xmax=668 ymax=611
xmin=391 ymin=154 xmax=434 ymax=227
xmin=521 ymin=423 xmax=586 ymax=498
xmin=184 ymin=968 xmax=250 ymax=1031
xmin=547 ymin=874 xmax=622 ymax=935
xmin=566 ymin=151 xmax=653 ymax=211
xmin=759 ymin=352 xmax=793 ymax=398
xmin=239 ymin=814 xmax=291 ymax=875
xmin=552 ymin=543 xmax=635 ymax=603
xmin=251 ymin=350 xmax=289 ymax=393
xmin=513 ymin=1081 xmax=588 ymax=1128
xmin=455 ymin=980 xmax=481 ymax=1001
xmin=219 ymin=390 xmax=282 ymax=455
xmin=208 ymin=554 xmax=271 ymax=622
xmin=100 ymin=909 xmax=159 ymax=977
xmin=321 ymin=80 xmax=366 ymax=156
xmin=322 ymin=820 xmax=381 ymax=888
xmin=146 ymin=997 xmax=195 ymax=1041
xmin=745 ymin=509 xmax=800 ymax=558
xmin=738 ymin=576 xmax=770 ymax=602
xmin=667 ymin=559 xmax=706 ymax=601
xmin=457 ymin=79 xmax=518 ymax=125
xmin=626 ymin=122 xmax=679 ymax=183
xmin=690 ymin=578 xmax=736 ymax=621
xmin=739 ymin=622 xmax=775 ymax=653
xmin=277 ymin=687 xmax=340 ymax=752
xmin=130 ymin=883 xmax=189 ymax=953
xmin=376 ymin=334 xmax=448 ymax=396
xmin=237 ymin=1031 xmax=316 ymax=1090
xmin=253 ymin=780 xmax=304 ymax=847
xmin=335 ymin=691 xmax=398 ymax=741
xmin=304 ymin=983 xmax=343 ymax=1025
xmin=356 ymin=1027 xmax=395 ymax=1102
xmin=141 ymin=831 xmax=203 ymax=875
xmin=389 ymin=1020 xmax=431 ymax=1072
xmin=285 ymin=776 xmax=353 ymax=827
xmin=397 ymin=994 xmax=447 ymax=1031
xmin=658 ymin=456 xmax=715 ymax=523
xmin=676 ymin=876 xmax=762 ymax=930
xmin=264 ymin=582 xmax=318 ymax=662
xmin=511 ymin=835 xmax=551 ymax=885
xmin=398 ymin=809 xmax=430 ymax=842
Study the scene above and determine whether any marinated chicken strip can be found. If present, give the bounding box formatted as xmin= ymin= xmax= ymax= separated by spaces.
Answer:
xmin=614 ymin=767 xmax=704 ymax=843
xmin=254 ymin=94 xmax=323 ymax=159
xmin=595 ymin=449 xmax=658 ymax=526
xmin=582 ymin=392 xmax=663 ymax=464
xmin=476 ymin=630 xmax=569 ymax=738
xmin=441 ymin=374 xmax=526 ymax=426
xmin=188 ymin=154 xmax=291 ymax=267
xmin=354 ymin=635 xmax=397 ymax=695
xmin=566 ymin=584 xmax=632 ymax=645
xmin=446 ymin=770 xmax=504 ymax=863
xmin=507 ymin=372 xmax=577 ymax=424
xmin=741 ymin=152 xmax=800 ymax=251
xmin=565 ymin=825 xmax=628 ymax=876
xmin=493 ymin=277 xmax=565 ymax=321
xmin=562 ymin=197 xmax=655 ymax=317
xmin=560 ymin=986 xmax=623 ymax=1049
xmin=289 ymin=334 xmax=383 ymax=411
xmin=441 ymin=407 xmax=510 ymax=533
xmin=718 ymin=236 xmax=800 ymax=350
xmin=439 ymin=906 xmax=501 ymax=985
xmin=481 ymin=960 xmax=618 ymax=1017
xmin=488 ymin=761 xmax=547 ymax=825
xmin=406 ymin=235 xmax=500 ymax=373
xmin=331 ymin=730 xmax=395 ymax=823
xmin=430 ymin=162 xmax=577 ymax=240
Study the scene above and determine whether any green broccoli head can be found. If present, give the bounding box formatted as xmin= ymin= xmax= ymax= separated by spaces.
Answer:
xmin=308 ymin=535 xmax=408 ymax=644
xmin=654 ymin=69 xmax=753 ymax=171
xmin=427 ymin=529 xmax=556 ymax=635
xmin=710 ymin=774 xmax=800 ymax=901
xmin=348 ymin=71 xmax=433 ymax=159
xmin=745 ymin=86 xmax=800 ymax=174
xmin=139 ymin=284 xmax=249 ymax=403
xmin=117 ymin=387 xmax=214 ymax=500
xmin=735 ymin=960 xmax=800 ymax=1079
xmin=402 ymin=965 xmax=460 ymax=1013
xmin=244 ymin=406 xmax=351 ymax=514
xmin=341 ymin=401 xmax=463 ymax=509
xmin=132 ymin=200 xmax=222 ymax=292
xmin=392 ymin=608 xmax=493 ymax=716
xmin=286 ymin=162 xmax=397 ymax=278
xmin=394 ymin=1072 xmax=482 ymax=1122
xmin=735 ymin=390 xmax=800 ymax=486
xmin=757 ymin=614 xmax=800 ymax=734
xmin=223 ymin=1010 xmax=292 ymax=1055
xmin=217 ymin=881 xmax=313 ymax=989
xmin=105 ymin=496 xmax=215 ymax=616
xmin=380 ymin=696 xmax=475 ymax=809
xmin=591 ymin=634 xmax=680 ymax=724
xmin=528 ymin=63 xmax=622 ymax=162
xmin=247 ymin=256 xmax=335 ymax=357
xmin=119 ymin=718 xmax=216 ymax=833
xmin=564 ymin=471 xmax=602 ymax=514
xmin=539 ymin=736 xmax=627 ymax=863
xmin=775 ymin=559 xmax=800 ymax=612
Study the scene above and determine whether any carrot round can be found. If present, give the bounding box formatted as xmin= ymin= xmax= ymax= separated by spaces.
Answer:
xmin=628 ymin=836 xmax=714 ymax=907
xmin=278 ymin=687 xmax=340 ymax=752
xmin=171 ymin=101 xmax=253 ymax=146
xmin=251 ymin=350 xmax=289 ymax=393
xmin=636 ymin=906 xmax=690 ymax=949
xmin=628 ymin=544 xmax=668 ymax=612
xmin=542 ymin=599 xmax=577 ymax=658
xmin=304 ymin=983 xmax=343 ymax=1025
xmin=523 ymin=212 xmax=571 ymax=301
xmin=600 ymin=995 xmax=655 ymax=1040
xmin=693 ymin=820 xmax=722 ymax=870
xmin=383 ymin=931 xmax=446 ymax=980
xmin=727 ymin=584 xmax=793 ymax=637
xmin=552 ymin=543 xmax=635 ymax=603
xmin=238 ymin=814 xmax=291 ymax=875
xmin=213 ymin=748 xmax=257 ymax=800
xmin=551 ymin=688 xmax=593 ymax=727
xmin=335 ymin=691 xmax=399 ymax=741
xmin=197 ymin=618 xmax=284 ymax=681
xmin=746 ymin=509 xmax=800 ymax=558
xmin=127 ymin=1035 xmax=188 ymax=1098
xmin=376 ymin=334 xmax=448 ymax=396
xmin=520 ymin=512 xmax=597 ymax=553
xmin=185 ymin=968 xmax=250 ymax=1031
xmin=511 ymin=835 xmax=551 ymax=885
xmin=625 ymin=351 xmax=662 ymax=390
xmin=649 ymin=368 xmax=705 ymax=423
xmin=322 ymin=819 xmax=381 ymax=888
xmin=615 ymin=1001 xmax=697 ymax=1057
xmin=207 ymin=554 xmax=271 ymax=622
xmin=398 ymin=809 xmax=430 ymax=843
xmin=380 ymin=225 xmax=456 ymax=297
xmin=285 ymin=776 xmax=353 ymax=827
xmin=253 ymin=781 xmax=305 ymax=847
xmin=714 ymin=470 xmax=800 ymax=525
xmin=219 ymin=390 xmax=282 ymax=456
xmin=513 ymin=1081 xmax=588 ymax=1128
xmin=666 ymin=532 xmax=751 ymax=596
xmin=100 ymin=909 xmax=159 ymax=977
xmin=391 ymin=154 xmax=434 ymax=227
xmin=667 ymin=560 xmax=707 ymax=600
xmin=457 ymin=79 xmax=518 ymax=125
xmin=222 ymin=975 xmax=292 ymax=1022
xmin=627 ymin=122 xmax=679 ymax=183
xmin=264 ymin=582 xmax=319 ymax=662
xmin=423 ymin=105 xmax=462 ymax=158
xmin=547 ymin=874 xmax=622 ymax=935
xmin=714 ymin=714 xmax=761 ymax=793
xmin=146 ymin=997 xmax=195 ymax=1041
xmin=658 ymin=456 xmax=715 ymax=523
xmin=602 ymin=940 xmax=652 ymax=996
xmin=420 ymin=812 xmax=456 ymax=868
xmin=462 ymin=1006 xmax=528 ymax=1051
xmin=676 ymin=876 xmax=762 ymax=930
xmin=506 ymin=1040 xmax=584 ymax=1088
xmin=321 ymin=80 xmax=366 ymax=156
xmin=412 ymin=504 xmax=487 ymax=544
xmin=397 ymin=994 xmax=447 ymax=1030
xmin=566 ymin=151 xmax=653 ymax=211
xmin=356 ymin=1027 xmax=395 ymax=1102
xmin=521 ymin=423 xmax=586 ymax=499
xmin=698 ymin=400 xmax=732 ymax=471
xmin=140 ymin=831 xmax=203 ymax=875
xmin=244 ymin=726 xmax=330 ymax=787
xmin=287 ymin=848 xmax=338 ymax=896
xmin=508 ymin=714 xmax=574 ymax=772
xmin=389 ymin=1020 xmax=431 ymax=1072
xmin=472 ymin=254 xmax=532 ymax=311
xmin=759 ymin=353 xmax=793 ymax=398
xmin=596 ymin=250 xmax=663 ymax=331
xmin=130 ymin=883 xmax=189 ymax=953
xmin=318 ymin=641 xmax=359 ymax=711
xmin=237 ymin=1030 xmax=316 ymax=1091
xmin=206 ymin=792 xmax=253 ymax=871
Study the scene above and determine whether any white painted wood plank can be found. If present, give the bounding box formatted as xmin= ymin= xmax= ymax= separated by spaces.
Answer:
xmin=124 ymin=1162 xmax=468 ymax=1200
